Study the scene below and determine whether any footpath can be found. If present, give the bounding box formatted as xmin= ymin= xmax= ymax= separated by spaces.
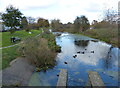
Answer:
xmin=1 ymin=57 xmax=35 ymax=86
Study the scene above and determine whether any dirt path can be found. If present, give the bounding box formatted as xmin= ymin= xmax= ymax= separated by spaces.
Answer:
xmin=0 ymin=43 xmax=20 ymax=49
xmin=1 ymin=57 xmax=35 ymax=86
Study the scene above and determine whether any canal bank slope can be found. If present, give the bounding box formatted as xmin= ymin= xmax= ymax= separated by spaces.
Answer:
xmin=76 ymin=28 xmax=119 ymax=48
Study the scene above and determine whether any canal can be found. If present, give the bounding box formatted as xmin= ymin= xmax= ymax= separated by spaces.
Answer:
xmin=29 ymin=32 xmax=119 ymax=87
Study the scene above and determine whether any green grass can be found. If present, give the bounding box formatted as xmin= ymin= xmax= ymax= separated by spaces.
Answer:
xmin=2 ymin=46 xmax=20 ymax=69
xmin=1 ymin=29 xmax=42 ymax=70
xmin=1 ymin=30 xmax=41 ymax=47
xmin=0 ymin=33 xmax=2 ymax=47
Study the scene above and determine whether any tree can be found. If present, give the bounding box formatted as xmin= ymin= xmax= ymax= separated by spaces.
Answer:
xmin=44 ymin=19 xmax=49 ymax=27
xmin=91 ymin=20 xmax=98 ymax=29
xmin=103 ymin=9 xmax=117 ymax=24
xmin=51 ymin=19 xmax=62 ymax=31
xmin=37 ymin=18 xmax=49 ymax=28
xmin=2 ymin=5 xmax=23 ymax=33
xmin=74 ymin=16 xmax=81 ymax=32
xmin=20 ymin=16 xmax=28 ymax=31
xmin=74 ymin=15 xmax=90 ymax=32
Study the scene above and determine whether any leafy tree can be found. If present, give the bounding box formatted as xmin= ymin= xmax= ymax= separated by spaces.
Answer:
xmin=2 ymin=5 xmax=23 ymax=33
xmin=51 ymin=19 xmax=62 ymax=31
xmin=91 ymin=20 xmax=98 ymax=25
xmin=74 ymin=16 xmax=81 ymax=32
xmin=74 ymin=15 xmax=90 ymax=32
xmin=91 ymin=20 xmax=98 ymax=29
xmin=37 ymin=18 xmax=49 ymax=28
xmin=20 ymin=16 xmax=28 ymax=31
xmin=44 ymin=19 xmax=49 ymax=27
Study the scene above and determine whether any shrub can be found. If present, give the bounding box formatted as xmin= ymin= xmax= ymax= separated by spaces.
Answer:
xmin=41 ymin=33 xmax=61 ymax=52
xmin=18 ymin=37 xmax=56 ymax=70
xmin=43 ymin=29 xmax=51 ymax=34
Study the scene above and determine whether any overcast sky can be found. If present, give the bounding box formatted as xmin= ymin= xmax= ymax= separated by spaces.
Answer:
xmin=0 ymin=0 xmax=118 ymax=23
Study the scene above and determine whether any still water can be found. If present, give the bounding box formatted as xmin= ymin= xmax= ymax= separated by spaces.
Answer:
xmin=29 ymin=33 xmax=119 ymax=87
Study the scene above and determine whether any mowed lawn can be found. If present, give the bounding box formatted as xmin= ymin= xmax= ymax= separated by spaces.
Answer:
xmin=1 ymin=29 xmax=42 ymax=70
xmin=1 ymin=30 xmax=41 ymax=47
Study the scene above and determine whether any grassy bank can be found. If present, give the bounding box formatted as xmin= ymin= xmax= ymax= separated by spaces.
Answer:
xmin=1 ymin=30 xmax=41 ymax=47
xmin=2 ymin=29 xmax=61 ymax=70
xmin=1 ymin=30 xmax=42 ymax=69
xmin=81 ymin=28 xmax=119 ymax=47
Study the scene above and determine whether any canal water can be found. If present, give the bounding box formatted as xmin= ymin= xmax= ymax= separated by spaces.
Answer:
xmin=29 ymin=33 xmax=119 ymax=87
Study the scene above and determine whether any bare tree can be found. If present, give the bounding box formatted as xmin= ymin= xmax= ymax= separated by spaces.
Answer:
xmin=103 ymin=9 xmax=117 ymax=24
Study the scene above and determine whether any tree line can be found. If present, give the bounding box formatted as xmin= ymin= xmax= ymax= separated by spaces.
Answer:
xmin=1 ymin=5 xmax=118 ymax=34
xmin=1 ymin=5 xmax=50 ymax=33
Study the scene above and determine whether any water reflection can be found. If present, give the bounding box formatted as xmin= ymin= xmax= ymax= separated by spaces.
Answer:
xmin=74 ymin=40 xmax=89 ymax=47
xmin=103 ymin=46 xmax=113 ymax=69
xmin=72 ymin=41 xmax=110 ymax=66
xmin=29 ymin=33 xmax=119 ymax=87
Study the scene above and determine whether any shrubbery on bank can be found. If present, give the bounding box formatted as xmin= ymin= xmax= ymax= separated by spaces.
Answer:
xmin=18 ymin=33 xmax=61 ymax=71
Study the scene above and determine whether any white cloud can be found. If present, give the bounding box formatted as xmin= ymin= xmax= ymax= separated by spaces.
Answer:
xmin=0 ymin=0 xmax=118 ymax=23
xmin=0 ymin=0 xmax=57 ymax=11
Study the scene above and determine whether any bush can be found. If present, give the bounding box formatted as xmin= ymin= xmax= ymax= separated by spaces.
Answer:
xmin=43 ymin=29 xmax=50 ymax=34
xmin=83 ymin=28 xmax=118 ymax=47
xmin=93 ymin=21 xmax=117 ymax=29
xmin=41 ymin=33 xmax=61 ymax=52
xmin=18 ymin=37 xmax=56 ymax=70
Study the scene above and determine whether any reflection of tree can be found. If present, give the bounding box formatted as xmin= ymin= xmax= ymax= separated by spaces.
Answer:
xmin=103 ymin=46 xmax=113 ymax=69
xmin=74 ymin=40 xmax=89 ymax=47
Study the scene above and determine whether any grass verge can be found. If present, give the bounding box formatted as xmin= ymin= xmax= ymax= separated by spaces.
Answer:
xmin=2 ymin=46 xmax=20 ymax=69
xmin=1 ymin=30 xmax=41 ymax=47
xmin=1 ymin=30 xmax=42 ymax=70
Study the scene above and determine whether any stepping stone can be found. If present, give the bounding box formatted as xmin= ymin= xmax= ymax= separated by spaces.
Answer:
xmin=57 ymin=69 xmax=67 ymax=87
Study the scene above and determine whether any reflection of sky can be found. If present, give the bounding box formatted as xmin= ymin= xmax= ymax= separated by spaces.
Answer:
xmin=56 ymin=33 xmax=119 ymax=86
xmin=30 ymin=33 xmax=119 ymax=86
xmin=76 ymin=41 xmax=111 ymax=66
xmin=57 ymin=34 xmax=111 ymax=66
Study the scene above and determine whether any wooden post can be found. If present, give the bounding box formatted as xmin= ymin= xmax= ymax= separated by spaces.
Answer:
xmin=56 ymin=69 xmax=67 ymax=88
xmin=88 ymin=71 xmax=105 ymax=88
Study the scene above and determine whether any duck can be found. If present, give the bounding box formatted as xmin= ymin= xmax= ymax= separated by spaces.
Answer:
xmin=77 ymin=51 xmax=80 ymax=53
xmin=91 ymin=51 xmax=94 ymax=53
xmin=64 ymin=62 xmax=68 ymax=64
xmin=73 ymin=55 xmax=77 ymax=58
xmin=81 ymin=52 xmax=85 ymax=54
